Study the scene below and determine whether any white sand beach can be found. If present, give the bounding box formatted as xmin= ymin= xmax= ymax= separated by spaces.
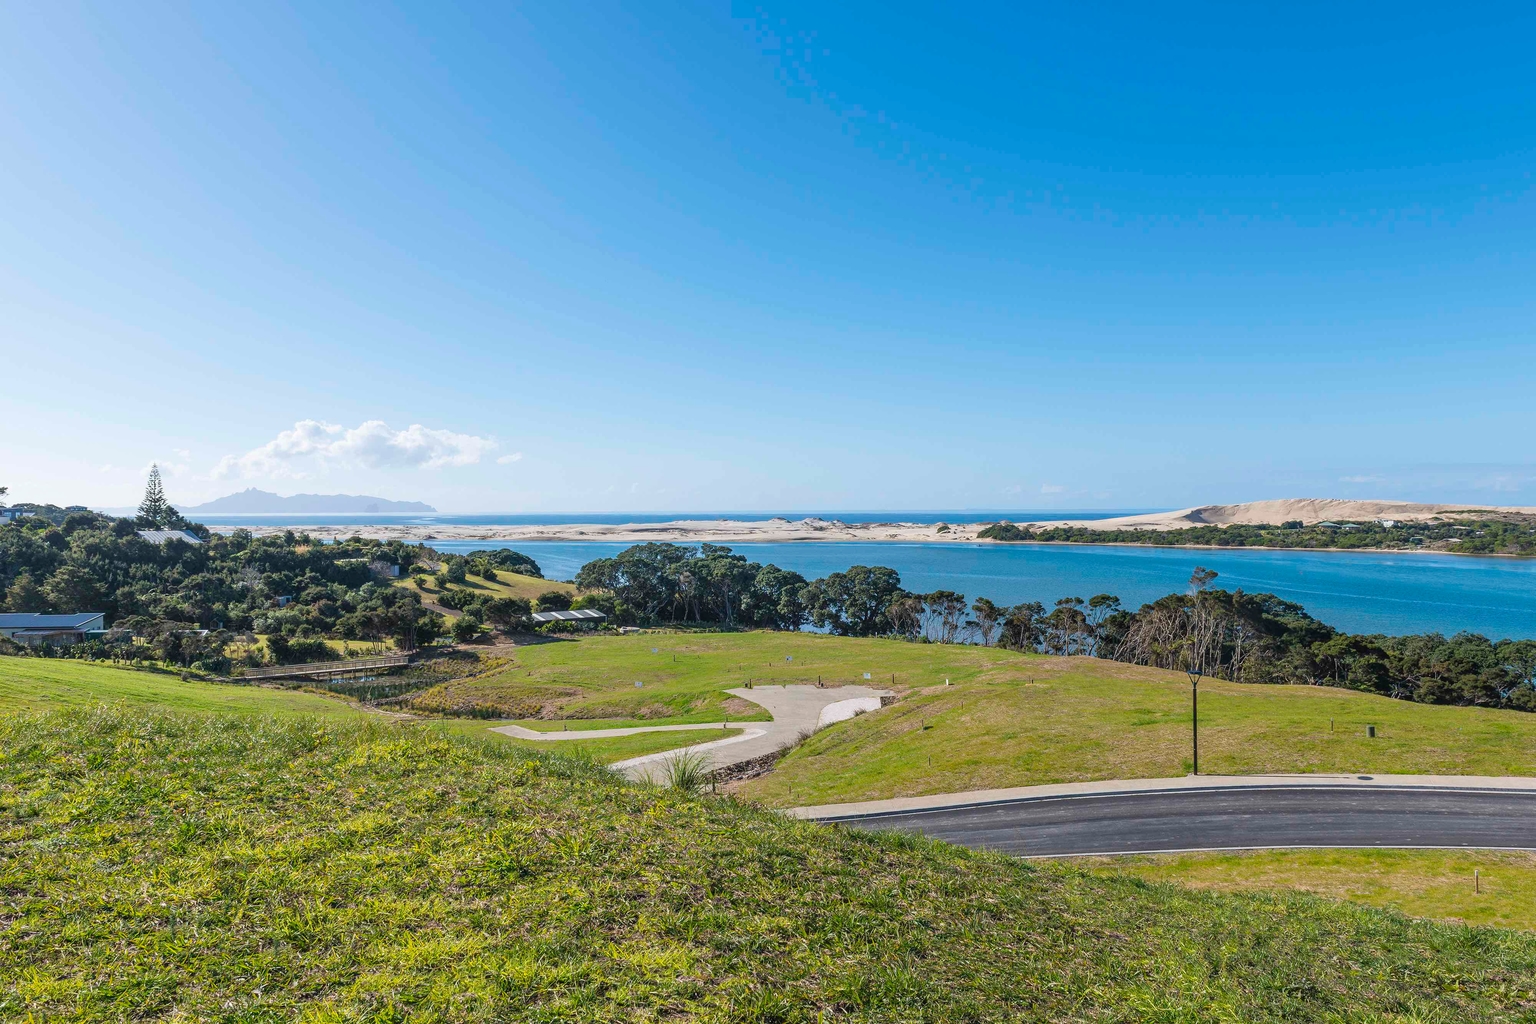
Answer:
xmin=219 ymin=499 xmax=1536 ymax=545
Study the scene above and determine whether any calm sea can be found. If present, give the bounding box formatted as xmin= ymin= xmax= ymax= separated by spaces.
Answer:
xmin=421 ymin=539 xmax=1536 ymax=640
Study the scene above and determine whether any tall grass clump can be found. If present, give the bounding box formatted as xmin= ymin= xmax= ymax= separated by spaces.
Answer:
xmin=5 ymin=704 xmax=1536 ymax=1021
xmin=661 ymin=747 xmax=712 ymax=794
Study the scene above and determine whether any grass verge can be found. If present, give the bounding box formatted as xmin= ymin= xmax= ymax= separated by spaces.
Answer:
xmin=1083 ymin=849 xmax=1536 ymax=932
xmin=5 ymin=707 xmax=1536 ymax=1020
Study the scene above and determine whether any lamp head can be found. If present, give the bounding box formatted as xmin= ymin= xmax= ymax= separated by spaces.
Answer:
xmin=1187 ymin=668 xmax=1202 ymax=685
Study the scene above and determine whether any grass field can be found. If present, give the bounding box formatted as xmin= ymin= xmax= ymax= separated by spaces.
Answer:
xmin=399 ymin=632 xmax=844 ymax=721
xmin=738 ymin=645 xmax=1536 ymax=806
xmin=0 ymin=656 xmax=369 ymax=719
xmin=397 ymin=568 xmax=576 ymax=608
xmin=6 ymin=708 xmax=1536 ymax=1021
xmin=1084 ymin=849 xmax=1536 ymax=932
xmin=367 ymin=632 xmax=1536 ymax=804
xmin=424 ymin=716 xmax=744 ymax=763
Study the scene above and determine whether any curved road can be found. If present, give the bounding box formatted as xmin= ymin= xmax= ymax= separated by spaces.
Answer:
xmin=830 ymin=785 xmax=1536 ymax=857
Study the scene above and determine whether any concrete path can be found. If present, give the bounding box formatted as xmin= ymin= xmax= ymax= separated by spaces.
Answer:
xmin=615 ymin=684 xmax=892 ymax=782
xmin=488 ymin=684 xmax=892 ymax=783
xmin=492 ymin=721 xmax=746 ymax=741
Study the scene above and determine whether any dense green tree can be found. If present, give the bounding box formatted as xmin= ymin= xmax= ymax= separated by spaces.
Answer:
xmin=462 ymin=548 xmax=543 ymax=578
xmin=801 ymin=565 xmax=905 ymax=637
xmin=42 ymin=566 xmax=104 ymax=612
xmin=5 ymin=571 xmax=46 ymax=612
xmin=535 ymin=590 xmax=572 ymax=612
xmin=450 ymin=613 xmax=482 ymax=643
xmin=742 ymin=565 xmax=809 ymax=630
xmin=484 ymin=596 xmax=532 ymax=633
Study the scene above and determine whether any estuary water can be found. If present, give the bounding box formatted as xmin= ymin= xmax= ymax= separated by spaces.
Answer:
xmin=425 ymin=539 xmax=1536 ymax=640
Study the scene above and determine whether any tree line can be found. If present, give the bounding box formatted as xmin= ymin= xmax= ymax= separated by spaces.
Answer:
xmin=6 ymin=488 xmax=1534 ymax=712
xmin=570 ymin=543 xmax=1536 ymax=713
xmin=977 ymin=517 xmax=1536 ymax=555
xmin=0 ymin=476 xmax=546 ymax=668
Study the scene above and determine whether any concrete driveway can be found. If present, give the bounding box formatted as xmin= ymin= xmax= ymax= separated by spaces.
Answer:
xmin=493 ymin=683 xmax=891 ymax=783
xmin=615 ymin=684 xmax=891 ymax=782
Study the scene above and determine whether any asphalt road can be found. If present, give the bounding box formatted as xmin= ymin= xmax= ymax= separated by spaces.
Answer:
xmin=833 ymin=786 xmax=1536 ymax=857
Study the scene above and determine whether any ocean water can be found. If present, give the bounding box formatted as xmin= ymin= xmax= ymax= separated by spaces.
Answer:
xmin=196 ymin=509 xmax=1154 ymax=528
xmin=422 ymin=539 xmax=1536 ymax=640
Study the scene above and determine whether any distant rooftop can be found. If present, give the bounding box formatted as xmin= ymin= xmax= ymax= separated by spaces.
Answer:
xmin=530 ymin=609 xmax=606 ymax=623
xmin=137 ymin=530 xmax=203 ymax=545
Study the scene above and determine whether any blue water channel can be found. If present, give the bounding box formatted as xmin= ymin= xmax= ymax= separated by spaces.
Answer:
xmin=422 ymin=539 xmax=1536 ymax=640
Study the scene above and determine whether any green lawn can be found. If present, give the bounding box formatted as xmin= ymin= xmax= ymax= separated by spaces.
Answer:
xmin=6 ymin=708 xmax=1536 ymax=1021
xmin=1085 ymin=849 xmax=1536 ymax=932
xmin=722 ymin=645 xmax=1536 ymax=807
xmin=423 ymin=717 xmax=744 ymax=763
xmin=400 ymin=631 xmax=1000 ymax=723
xmin=384 ymin=633 xmax=1536 ymax=805
xmin=0 ymin=656 xmax=368 ymax=719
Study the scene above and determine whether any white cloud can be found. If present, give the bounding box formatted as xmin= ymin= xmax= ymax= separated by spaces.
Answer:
xmin=1001 ymin=484 xmax=1023 ymax=495
xmin=1339 ymin=474 xmax=1385 ymax=484
xmin=143 ymin=458 xmax=190 ymax=477
xmin=213 ymin=419 xmax=498 ymax=479
xmin=1040 ymin=483 xmax=1066 ymax=494
xmin=497 ymin=452 xmax=524 ymax=465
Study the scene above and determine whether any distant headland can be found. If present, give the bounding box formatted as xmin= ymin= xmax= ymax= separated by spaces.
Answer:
xmin=183 ymin=489 xmax=437 ymax=514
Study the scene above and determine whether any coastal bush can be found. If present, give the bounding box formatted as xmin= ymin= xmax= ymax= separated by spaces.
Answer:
xmin=979 ymin=516 xmax=1536 ymax=555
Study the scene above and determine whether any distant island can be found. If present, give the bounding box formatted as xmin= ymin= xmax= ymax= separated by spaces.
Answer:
xmin=183 ymin=489 xmax=437 ymax=514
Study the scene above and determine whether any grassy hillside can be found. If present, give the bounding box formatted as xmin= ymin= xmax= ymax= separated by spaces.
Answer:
xmin=397 ymin=568 xmax=576 ymax=608
xmin=1084 ymin=849 xmax=1536 ymax=933
xmin=0 ymin=655 xmax=368 ymax=719
xmin=6 ymin=709 xmax=1536 ymax=1022
xmin=427 ymin=717 xmax=744 ymax=763
xmin=356 ymin=632 xmax=1536 ymax=801
xmin=739 ymin=651 xmax=1536 ymax=806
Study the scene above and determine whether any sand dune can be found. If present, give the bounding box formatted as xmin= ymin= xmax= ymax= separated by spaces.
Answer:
xmin=221 ymin=499 xmax=1536 ymax=545
xmin=1025 ymin=499 xmax=1536 ymax=532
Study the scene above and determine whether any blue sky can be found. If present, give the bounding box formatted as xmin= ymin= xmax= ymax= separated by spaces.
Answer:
xmin=3 ymin=2 xmax=1534 ymax=512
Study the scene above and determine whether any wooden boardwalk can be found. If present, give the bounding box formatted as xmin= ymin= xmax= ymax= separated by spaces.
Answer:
xmin=240 ymin=654 xmax=410 ymax=681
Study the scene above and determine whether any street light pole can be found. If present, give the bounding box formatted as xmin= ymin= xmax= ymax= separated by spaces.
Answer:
xmin=1186 ymin=667 xmax=1202 ymax=775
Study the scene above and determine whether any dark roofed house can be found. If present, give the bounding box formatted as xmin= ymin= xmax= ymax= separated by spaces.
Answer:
xmin=137 ymin=530 xmax=203 ymax=545
xmin=0 ymin=612 xmax=106 ymax=646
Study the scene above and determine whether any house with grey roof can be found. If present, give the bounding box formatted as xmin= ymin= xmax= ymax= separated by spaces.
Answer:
xmin=0 ymin=612 xmax=106 ymax=646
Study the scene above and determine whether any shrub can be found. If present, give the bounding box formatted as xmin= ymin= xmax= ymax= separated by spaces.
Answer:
xmin=536 ymin=590 xmax=573 ymax=612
